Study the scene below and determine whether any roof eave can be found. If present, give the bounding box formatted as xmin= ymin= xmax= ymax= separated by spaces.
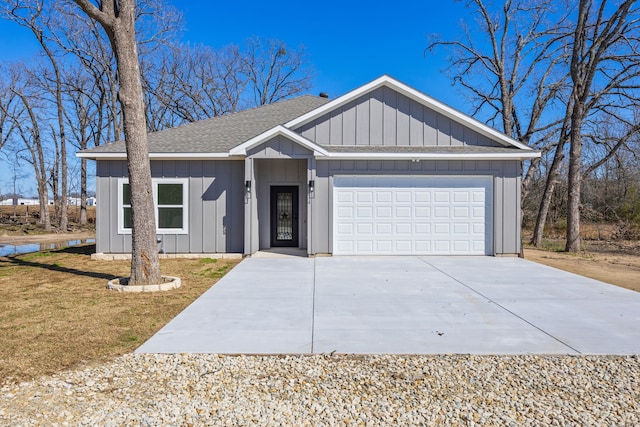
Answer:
xmin=320 ymin=151 xmax=542 ymax=161
xmin=76 ymin=152 xmax=236 ymax=160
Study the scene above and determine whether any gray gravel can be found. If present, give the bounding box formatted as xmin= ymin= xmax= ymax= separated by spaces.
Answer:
xmin=1 ymin=354 xmax=638 ymax=426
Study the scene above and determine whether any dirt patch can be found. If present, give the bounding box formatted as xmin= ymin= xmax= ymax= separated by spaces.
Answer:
xmin=0 ymin=246 xmax=240 ymax=385
xmin=524 ymin=247 xmax=640 ymax=293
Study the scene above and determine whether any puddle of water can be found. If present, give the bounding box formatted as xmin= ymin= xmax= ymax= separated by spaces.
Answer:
xmin=0 ymin=239 xmax=96 ymax=257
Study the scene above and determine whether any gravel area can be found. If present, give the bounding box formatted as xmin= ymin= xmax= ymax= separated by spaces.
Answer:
xmin=1 ymin=354 xmax=638 ymax=426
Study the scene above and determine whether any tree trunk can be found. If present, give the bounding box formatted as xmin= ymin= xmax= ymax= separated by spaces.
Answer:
xmin=565 ymin=109 xmax=583 ymax=252
xmin=532 ymin=139 xmax=566 ymax=247
xmin=74 ymin=0 xmax=162 ymax=285
xmin=114 ymin=5 xmax=161 ymax=284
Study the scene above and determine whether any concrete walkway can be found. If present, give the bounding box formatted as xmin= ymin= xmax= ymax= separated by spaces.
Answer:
xmin=136 ymin=256 xmax=640 ymax=355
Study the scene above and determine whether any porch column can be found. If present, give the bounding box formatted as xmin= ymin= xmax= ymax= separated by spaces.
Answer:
xmin=307 ymin=156 xmax=316 ymax=256
xmin=243 ymin=157 xmax=255 ymax=255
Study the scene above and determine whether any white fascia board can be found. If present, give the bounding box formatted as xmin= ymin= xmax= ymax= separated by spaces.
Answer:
xmin=229 ymin=125 xmax=329 ymax=156
xmin=322 ymin=151 xmax=541 ymax=161
xmin=76 ymin=152 xmax=232 ymax=160
xmin=286 ymin=75 xmax=533 ymax=151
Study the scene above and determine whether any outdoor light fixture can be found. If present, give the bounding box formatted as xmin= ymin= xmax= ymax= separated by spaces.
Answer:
xmin=308 ymin=180 xmax=315 ymax=192
xmin=245 ymin=180 xmax=251 ymax=192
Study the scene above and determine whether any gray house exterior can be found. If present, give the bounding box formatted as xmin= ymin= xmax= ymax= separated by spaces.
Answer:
xmin=79 ymin=76 xmax=540 ymax=257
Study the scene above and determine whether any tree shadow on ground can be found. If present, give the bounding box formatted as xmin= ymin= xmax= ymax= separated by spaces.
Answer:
xmin=3 ymin=245 xmax=117 ymax=280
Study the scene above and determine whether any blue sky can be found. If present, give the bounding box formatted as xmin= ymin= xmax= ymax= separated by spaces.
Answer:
xmin=0 ymin=0 xmax=473 ymax=195
xmin=177 ymin=0 xmax=470 ymax=105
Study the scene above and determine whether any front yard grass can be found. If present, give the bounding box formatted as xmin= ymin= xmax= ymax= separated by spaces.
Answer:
xmin=0 ymin=245 xmax=240 ymax=386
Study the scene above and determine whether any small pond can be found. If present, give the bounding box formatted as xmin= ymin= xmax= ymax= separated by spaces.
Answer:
xmin=0 ymin=239 xmax=96 ymax=257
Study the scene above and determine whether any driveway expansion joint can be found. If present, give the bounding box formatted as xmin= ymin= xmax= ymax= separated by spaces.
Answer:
xmin=418 ymin=257 xmax=582 ymax=355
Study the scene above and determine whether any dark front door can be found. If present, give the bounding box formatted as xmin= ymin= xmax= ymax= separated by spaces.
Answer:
xmin=270 ymin=186 xmax=299 ymax=247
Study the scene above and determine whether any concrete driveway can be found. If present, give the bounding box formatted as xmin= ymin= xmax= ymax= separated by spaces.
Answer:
xmin=136 ymin=256 xmax=640 ymax=355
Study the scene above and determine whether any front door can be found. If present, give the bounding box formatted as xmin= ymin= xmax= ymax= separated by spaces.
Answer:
xmin=270 ymin=186 xmax=299 ymax=247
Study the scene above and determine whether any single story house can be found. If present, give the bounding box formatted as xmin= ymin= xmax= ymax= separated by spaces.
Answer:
xmin=78 ymin=75 xmax=540 ymax=257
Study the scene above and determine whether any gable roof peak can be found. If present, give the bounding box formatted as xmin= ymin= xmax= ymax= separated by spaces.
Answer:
xmin=285 ymin=75 xmax=532 ymax=151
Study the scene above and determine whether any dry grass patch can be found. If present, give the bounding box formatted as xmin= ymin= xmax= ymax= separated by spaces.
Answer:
xmin=0 ymin=245 xmax=240 ymax=385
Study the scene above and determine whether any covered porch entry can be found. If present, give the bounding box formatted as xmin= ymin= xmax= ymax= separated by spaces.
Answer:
xmin=242 ymin=154 xmax=316 ymax=256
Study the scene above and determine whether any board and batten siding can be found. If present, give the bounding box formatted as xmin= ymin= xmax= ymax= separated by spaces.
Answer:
xmin=296 ymin=86 xmax=500 ymax=148
xmin=95 ymin=160 xmax=244 ymax=254
xmin=311 ymin=159 xmax=522 ymax=255
xmin=247 ymin=135 xmax=315 ymax=158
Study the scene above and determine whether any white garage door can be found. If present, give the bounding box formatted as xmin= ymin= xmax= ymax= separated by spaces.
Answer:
xmin=333 ymin=176 xmax=492 ymax=255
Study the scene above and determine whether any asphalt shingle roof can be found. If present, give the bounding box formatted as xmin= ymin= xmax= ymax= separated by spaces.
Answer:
xmin=81 ymin=95 xmax=330 ymax=154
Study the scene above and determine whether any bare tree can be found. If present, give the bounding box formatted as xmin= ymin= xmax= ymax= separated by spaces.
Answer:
xmin=564 ymin=0 xmax=640 ymax=252
xmin=427 ymin=0 xmax=571 ymax=208
xmin=7 ymin=66 xmax=51 ymax=230
xmin=1 ymin=0 xmax=71 ymax=231
xmin=63 ymin=67 xmax=103 ymax=225
xmin=429 ymin=0 xmax=640 ymax=251
xmin=73 ymin=0 xmax=161 ymax=286
xmin=243 ymin=37 xmax=313 ymax=106
xmin=0 ymin=65 xmax=19 ymax=153
xmin=141 ymin=43 xmax=244 ymax=129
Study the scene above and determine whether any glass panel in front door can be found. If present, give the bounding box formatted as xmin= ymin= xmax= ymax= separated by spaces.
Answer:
xmin=276 ymin=192 xmax=293 ymax=241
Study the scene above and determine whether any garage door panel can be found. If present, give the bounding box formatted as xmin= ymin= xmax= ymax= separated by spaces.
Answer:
xmin=336 ymin=241 xmax=354 ymax=252
xmin=453 ymin=191 xmax=470 ymax=203
xmin=337 ymin=192 xmax=353 ymax=203
xmin=453 ymin=241 xmax=470 ymax=252
xmin=376 ymin=223 xmax=393 ymax=234
xmin=434 ymin=191 xmax=450 ymax=203
xmin=434 ymin=240 xmax=451 ymax=252
xmin=337 ymin=206 xmax=354 ymax=218
xmin=376 ymin=240 xmax=392 ymax=251
xmin=395 ymin=223 xmax=412 ymax=234
xmin=376 ymin=206 xmax=392 ymax=218
xmin=356 ymin=206 xmax=373 ymax=218
xmin=415 ymin=223 xmax=430 ymax=234
xmin=472 ymin=207 xmax=484 ymax=218
xmin=333 ymin=176 xmax=492 ymax=255
xmin=357 ymin=223 xmax=373 ymax=234
xmin=434 ymin=207 xmax=450 ymax=218
xmin=357 ymin=240 xmax=374 ymax=252
xmin=395 ymin=191 xmax=412 ymax=203
xmin=395 ymin=240 xmax=412 ymax=252
xmin=415 ymin=191 xmax=430 ymax=203
xmin=415 ymin=240 xmax=431 ymax=251
xmin=434 ymin=223 xmax=450 ymax=234
xmin=337 ymin=223 xmax=354 ymax=234
xmin=376 ymin=191 xmax=392 ymax=202
xmin=453 ymin=206 xmax=470 ymax=218
xmin=357 ymin=191 xmax=373 ymax=203
xmin=396 ymin=207 xmax=411 ymax=217
xmin=414 ymin=206 xmax=430 ymax=218
xmin=454 ymin=223 xmax=470 ymax=234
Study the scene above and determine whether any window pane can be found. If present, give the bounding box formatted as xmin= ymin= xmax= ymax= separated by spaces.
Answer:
xmin=158 ymin=207 xmax=183 ymax=228
xmin=122 ymin=183 xmax=131 ymax=205
xmin=123 ymin=207 xmax=132 ymax=229
xmin=157 ymin=184 xmax=182 ymax=205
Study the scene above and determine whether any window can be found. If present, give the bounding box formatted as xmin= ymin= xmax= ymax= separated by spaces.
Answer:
xmin=118 ymin=178 xmax=188 ymax=234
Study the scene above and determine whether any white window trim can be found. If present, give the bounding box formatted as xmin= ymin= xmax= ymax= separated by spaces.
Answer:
xmin=117 ymin=178 xmax=189 ymax=235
